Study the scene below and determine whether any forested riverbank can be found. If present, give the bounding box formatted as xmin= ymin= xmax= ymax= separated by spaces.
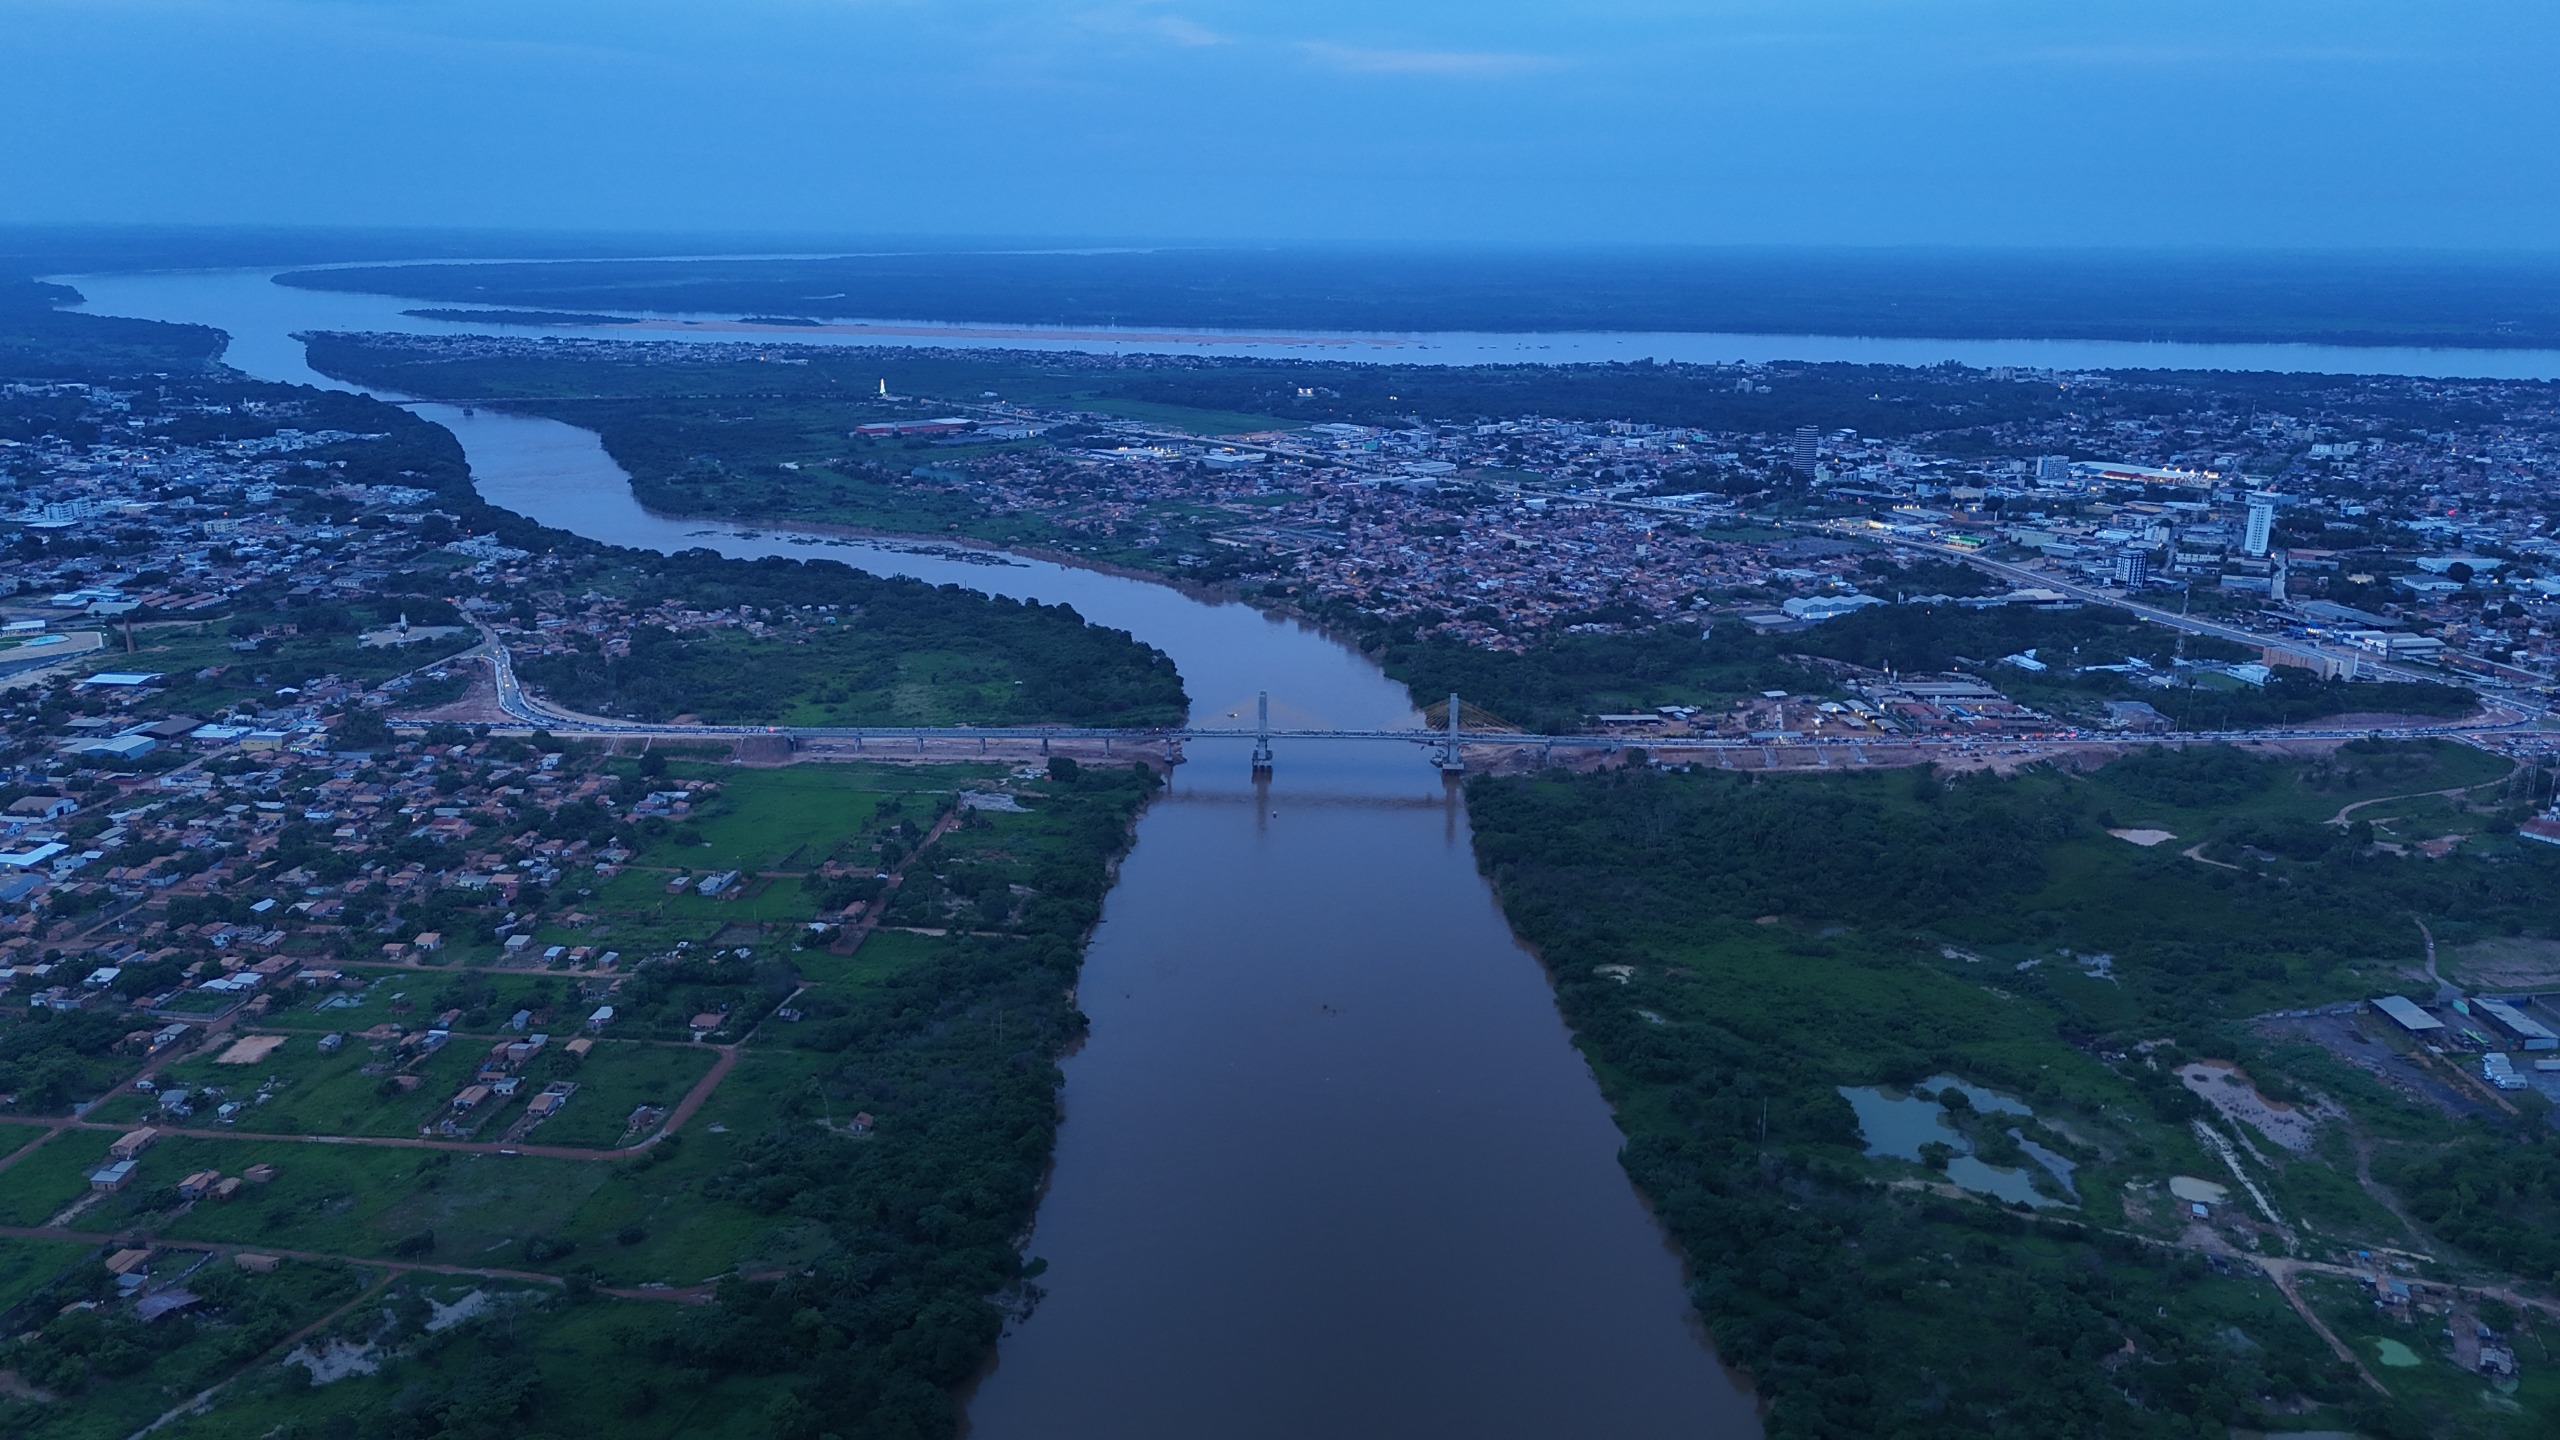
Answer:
xmin=1467 ymin=742 xmax=2560 ymax=1439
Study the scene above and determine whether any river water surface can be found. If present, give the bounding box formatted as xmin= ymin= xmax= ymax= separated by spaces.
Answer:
xmin=69 ymin=264 xmax=2560 ymax=379
xmin=72 ymin=270 xmax=1762 ymax=1438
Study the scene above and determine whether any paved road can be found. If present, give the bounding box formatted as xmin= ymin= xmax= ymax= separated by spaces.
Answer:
xmin=460 ymin=625 xmax=2535 ymax=754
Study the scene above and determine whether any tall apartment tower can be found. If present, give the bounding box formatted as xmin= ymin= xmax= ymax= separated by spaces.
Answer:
xmin=1792 ymin=426 xmax=1820 ymax=474
xmin=2035 ymin=455 xmax=2072 ymax=484
xmin=2112 ymin=549 xmax=2150 ymax=589
xmin=2243 ymin=498 xmax=2275 ymax=557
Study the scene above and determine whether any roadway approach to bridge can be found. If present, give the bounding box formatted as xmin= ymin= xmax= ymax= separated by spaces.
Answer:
xmin=424 ymin=634 xmax=2552 ymax=777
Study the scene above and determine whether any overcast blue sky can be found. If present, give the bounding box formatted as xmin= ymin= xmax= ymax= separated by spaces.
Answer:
xmin=3 ymin=0 xmax=2555 ymax=247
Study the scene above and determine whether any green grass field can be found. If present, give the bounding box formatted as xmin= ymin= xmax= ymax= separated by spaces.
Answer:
xmin=785 ymin=926 xmax=962 ymax=988
xmin=258 ymin=968 xmax=597 ymax=1034
xmin=140 ymin=1034 xmax=493 ymax=1141
xmin=0 ymin=1129 xmax=118 ymax=1226
xmin=523 ymin=1043 xmax=719 ymax=1149
xmin=2083 ymin=737 xmax=2511 ymax=837
xmin=0 ymin=1118 xmax=54 ymax=1165
xmin=138 ymin=1138 xmax=584 ymax=1258
xmin=118 ymin=1129 xmax=772 ymax=1289
xmin=0 ymin=1235 xmax=96 ymax=1315
xmin=158 ymin=1293 xmax=777 ymax=1440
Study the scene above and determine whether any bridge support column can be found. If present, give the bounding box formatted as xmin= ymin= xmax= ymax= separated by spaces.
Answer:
xmin=1250 ymin=691 xmax=1274 ymax=776
xmin=1438 ymin=691 xmax=1465 ymax=774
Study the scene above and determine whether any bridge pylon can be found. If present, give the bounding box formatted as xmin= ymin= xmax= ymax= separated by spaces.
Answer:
xmin=1439 ymin=691 xmax=1466 ymax=775
xmin=1250 ymin=691 xmax=1275 ymax=776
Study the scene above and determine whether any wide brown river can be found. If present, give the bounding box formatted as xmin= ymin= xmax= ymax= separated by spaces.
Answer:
xmin=74 ymin=270 xmax=1761 ymax=1439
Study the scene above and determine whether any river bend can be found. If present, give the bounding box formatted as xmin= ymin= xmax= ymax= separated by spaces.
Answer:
xmin=71 ymin=269 xmax=1759 ymax=1439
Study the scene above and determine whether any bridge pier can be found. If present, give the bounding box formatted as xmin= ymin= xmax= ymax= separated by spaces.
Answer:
xmin=1438 ymin=691 xmax=1465 ymax=774
xmin=1250 ymin=691 xmax=1274 ymax=776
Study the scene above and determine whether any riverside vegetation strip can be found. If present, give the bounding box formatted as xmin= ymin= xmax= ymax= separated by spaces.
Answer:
xmin=0 ymin=282 xmax=1186 ymax=1437
xmin=1466 ymin=740 xmax=2560 ymax=1439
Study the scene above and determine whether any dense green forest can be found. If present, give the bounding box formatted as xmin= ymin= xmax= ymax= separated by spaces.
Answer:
xmin=0 ymin=278 xmax=223 ymax=378
xmin=517 ymin=572 xmax=1184 ymax=727
xmin=1466 ymin=741 xmax=2560 ymax=1438
xmin=281 ymin=248 xmax=2560 ymax=348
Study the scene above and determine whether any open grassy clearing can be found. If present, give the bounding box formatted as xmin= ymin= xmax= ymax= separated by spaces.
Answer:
xmin=158 ymin=1292 xmax=775 ymax=1440
xmin=0 ymin=1129 xmax=118 ymax=1226
xmin=519 ymin=1043 xmax=718 ymax=1149
xmin=0 ymin=1236 xmax=96 ymax=1315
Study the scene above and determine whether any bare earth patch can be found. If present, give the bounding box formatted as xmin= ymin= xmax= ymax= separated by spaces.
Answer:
xmin=2448 ymin=936 xmax=2560 ymax=990
xmin=2178 ymin=1060 xmax=2331 ymax=1154
xmin=2108 ymin=828 xmax=2177 ymax=847
xmin=214 ymin=1034 xmax=287 ymax=1065
xmin=286 ymin=1337 xmax=380 ymax=1385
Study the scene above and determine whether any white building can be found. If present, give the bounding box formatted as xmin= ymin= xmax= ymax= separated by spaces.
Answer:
xmin=2242 ymin=499 xmax=2275 ymax=557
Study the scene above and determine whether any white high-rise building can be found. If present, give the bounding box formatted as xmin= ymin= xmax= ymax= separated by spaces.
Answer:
xmin=1791 ymin=426 xmax=1819 ymax=474
xmin=2243 ymin=498 xmax=2275 ymax=557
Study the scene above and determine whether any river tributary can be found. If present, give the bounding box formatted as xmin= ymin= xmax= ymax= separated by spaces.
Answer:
xmin=71 ymin=269 xmax=1762 ymax=1438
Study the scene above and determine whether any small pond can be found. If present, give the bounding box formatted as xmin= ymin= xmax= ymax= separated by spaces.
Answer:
xmin=1837 ymin=1074 xmax=2079 ymax=1208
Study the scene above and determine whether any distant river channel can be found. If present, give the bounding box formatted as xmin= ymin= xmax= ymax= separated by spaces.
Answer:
xmin=69 ymin=269 xmax=1762 ymax=1439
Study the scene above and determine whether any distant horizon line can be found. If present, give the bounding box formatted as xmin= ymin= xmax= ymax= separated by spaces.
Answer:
xmin=9 ymin=223 xmax=2560 ymax=263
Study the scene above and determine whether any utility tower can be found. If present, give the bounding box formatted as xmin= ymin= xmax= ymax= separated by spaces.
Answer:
xmin=1250 ymin=691 xmax=1274 ymax=776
